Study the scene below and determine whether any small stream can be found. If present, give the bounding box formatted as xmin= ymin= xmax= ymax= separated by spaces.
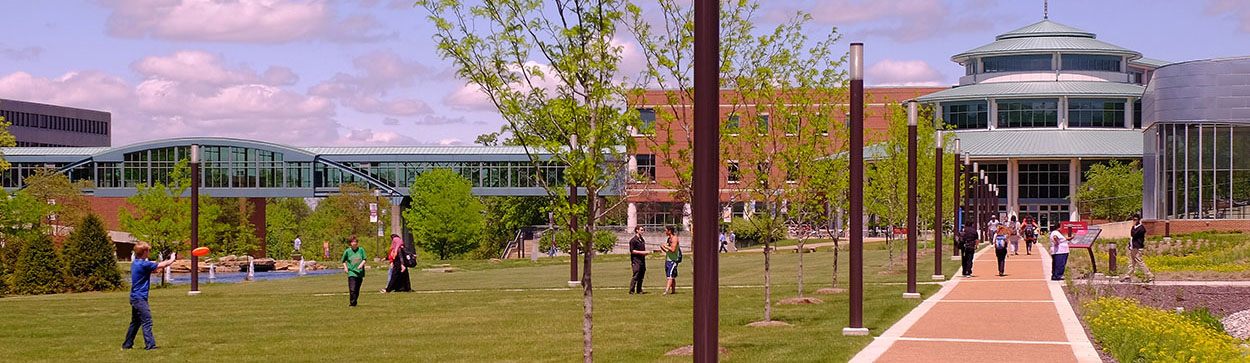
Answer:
xmin=163 ymin=269 xmax=342 ymax=285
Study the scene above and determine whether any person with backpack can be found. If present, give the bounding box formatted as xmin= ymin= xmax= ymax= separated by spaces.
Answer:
xmin=1006 ymin=215 xmax=1021 ymax=256
xmin=1021 ymin=217 xmax=1038 ymax=255
xmin=660 ymin=225 xmax=682 ymax=295
xmin=385 ymin=234 xmax=412 ymax=293
xmin=994 ymin=224 xmax=1010 ymax=276
xmin=959 ymin=220 xmax=978 ymax=277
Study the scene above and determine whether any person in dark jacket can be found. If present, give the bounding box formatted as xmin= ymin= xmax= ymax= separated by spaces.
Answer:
xmin=960 ymin=221 xmax=979 ymax=277
xmin=385 ymin=235 xmax=411 ymax=293
xmin=1125 ymin=215 xmax=1153 ymax=282
xmin=628 ymin=226 xmax=649 ymax=294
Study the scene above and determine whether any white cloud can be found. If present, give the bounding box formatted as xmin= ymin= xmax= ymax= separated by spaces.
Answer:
xmin=309 ymin=50 xmax=438 ymax=116
xmin=438 ymin=138 xmax=463 ymax=145
xmin=865 ymin=59 xmax=948 ymax=86
xmin=99 ymin=0 xmax=388 ymax=43
xmin=1207 ymin=0 xmax=1250 ymax=33
xmin=337 ymin=128 xmax=420 ymax=146
xmin=443 ymin=83 xmax=496 ymax=112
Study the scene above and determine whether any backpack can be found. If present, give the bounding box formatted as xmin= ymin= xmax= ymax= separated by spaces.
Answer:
xmin=1022 ymin=224 xmax=1037 ymax=239
xmin=402 ymin=247 xmax=418 ymax=268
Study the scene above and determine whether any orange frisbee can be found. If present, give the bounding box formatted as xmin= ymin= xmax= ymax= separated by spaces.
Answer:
xmin=192 ymin=247 xmax=211 ymax=257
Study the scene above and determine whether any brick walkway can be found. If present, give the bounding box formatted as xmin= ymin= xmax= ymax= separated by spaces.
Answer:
xmin=850 ymin=246 xmax=1100 ymax=363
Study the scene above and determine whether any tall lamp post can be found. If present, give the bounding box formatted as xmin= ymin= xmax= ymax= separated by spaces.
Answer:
xmin=843 ymin=42 xmax=869 ymax=336
xmin=933 ymin=130 xmax=944 ymax=280
xmin=904 ymin=101 xmax=919 ymax=298
xmin=692 ymin=0 xmax=721 ymax=358
xmin=951 ymin=140 xmax=962 ymax=261
xmin=980 ymin=169 xmax=988 ymax=239
xmin=189 ymin=144 xmax=200 ymax=296
xmin=972 ymin=162 xmax=981 ymax=242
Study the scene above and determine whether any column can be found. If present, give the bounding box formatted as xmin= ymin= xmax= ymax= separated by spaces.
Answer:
xmin=1125 ymin=97 xmax=1135 ymax=129
xmin=683 ymin=203 xmax=693 ymax=232
xmin=987 ymin=98 xmax=997 ymax=130
xmin=1069 ymin=158 xmax=1080 ymax=221
xmin=627 ymin=154 xmax=638 ymax=180
xmin=1060 ymin=96 xmax=1069 ymax=129
xmin=390 ymin=203 xmax=402 ymax=239
xmin=1007 ymin=158 xmax=1019 ymax=219
xmin=627 ymin=202 xmax=638 ymax=231
xmin=246 ymin=197 xmax=267 ymax=257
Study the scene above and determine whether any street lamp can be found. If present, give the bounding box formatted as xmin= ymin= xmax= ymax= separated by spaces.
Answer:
xmin=933 ymin=129 xmax=944 ymax=280
xmin=843 ymin=42 xmax=869 ymax=336
xmin=692 ymin=0 xmax=722 ymax=357
xmin=904 ymin=100 xmax=919 ymax=298
xmin=951 ymin=140 xmax=962 ymax=260
xmin=189 ymin=144 xmax=200 ymax=296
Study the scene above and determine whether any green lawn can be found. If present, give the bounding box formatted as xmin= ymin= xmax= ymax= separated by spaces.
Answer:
xmin=1 ymin=247 xmax=957 ymax=362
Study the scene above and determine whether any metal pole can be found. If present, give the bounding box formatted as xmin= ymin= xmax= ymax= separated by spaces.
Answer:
xmin=905 ymin=101 xmax=919 ymax=298
xmin=843 ymin=43 xmax=868 ymax=336
xmin=934 ymin=131 xmax=944 ymax=280
xmin=569 ymin=184 xmax=579 ymax=286
xmin=952 ymin=141 xmax=962 ymax=260
xmin=973 ymin=162 xmax=981 ymax=242
xmin=692 ymin=0 xmax=721 ymax=358
xmin=189 ymin=144 xmax=200 ymax=295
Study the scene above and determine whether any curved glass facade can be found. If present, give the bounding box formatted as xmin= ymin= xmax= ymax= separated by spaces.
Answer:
xmin=982 ymin=54 xmax=1053 ymax=73
xmin=1151 ymin=124 xmax=1250 ymax=219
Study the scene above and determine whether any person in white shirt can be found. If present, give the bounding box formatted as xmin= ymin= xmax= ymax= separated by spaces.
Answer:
xmin=1049 ymin=224 xmax=1071 ymax=281
xmin=986 ymin=216 xmax=1000 ymax=242
xmin=293 ymin=235 xmax=302 ymax=252
xmin=1006 ymin=216 xmax=1021 ymax=256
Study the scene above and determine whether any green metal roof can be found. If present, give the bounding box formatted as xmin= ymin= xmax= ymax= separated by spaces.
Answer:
xmin=1129 ymin=57 xmax=1171 ymax=69
xmin=952 ymin=20 xmax=1141 ymax=63
xmin=996 ymin=20 xmax=1095 ymax=40
xmin=915 ymin=81 xmax=1145 ymax=103
xmin=852 ymin=129 xmax=1143 ymax=161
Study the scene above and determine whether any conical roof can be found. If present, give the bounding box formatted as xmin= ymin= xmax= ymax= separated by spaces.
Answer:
xmin=995 ymin=20 xmax=1095 ymax=40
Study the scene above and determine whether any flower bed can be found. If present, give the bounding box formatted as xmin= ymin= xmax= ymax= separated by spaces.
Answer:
xmin=1083 ymin=297 xmax=1248 ymax=362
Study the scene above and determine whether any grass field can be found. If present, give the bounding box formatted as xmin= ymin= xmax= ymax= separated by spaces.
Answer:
xmin=0 ymin=245 xmax=957 ymax=362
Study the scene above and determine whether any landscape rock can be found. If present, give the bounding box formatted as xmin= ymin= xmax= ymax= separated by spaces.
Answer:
xmin=1221 ymin=309 xmax=1250 ymax=340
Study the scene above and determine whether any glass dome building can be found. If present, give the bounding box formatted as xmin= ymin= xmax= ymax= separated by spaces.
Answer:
xmin=917 ymin=19 xmax=1168 ymax=226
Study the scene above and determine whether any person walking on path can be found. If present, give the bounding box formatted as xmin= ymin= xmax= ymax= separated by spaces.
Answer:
xmin=1006 ymin=215 xmax=1021 ymax=256
xmin=322 ymin=241 xmax=330 ymax=260
xmin=121 ymin=242 xmax=176 ymax=351
xmin=959 ymin=221 xmax=978 ymax=277
xmin=382 ymin=234 xmax=403 ymax=292
xmin=1049 ymin=224 xmax=1071 ymax=281
xmin=1021 ymin=217 xmax=1039 ymax=255
xmin=628 ymin=226 xmax=649 ymax=294
xmin=985 ymin=215 xmax=1000 ymax=244
xmin=385 ymin=234 xmax=411 ymax=293
xmin=729 ymin=230 xmax=737 ymax=252
xmin=719 ymin=231 xmax=728 ymax=253
xmin=341 ymin=236 xmax=367 ymax=307
xmin=994 ymin=224 xmax=1010 ymax=276
xmin=661 ymin=225 xmax=681 ymax=295
xmin=1125 ymin=215 xmax=1153 ymax=282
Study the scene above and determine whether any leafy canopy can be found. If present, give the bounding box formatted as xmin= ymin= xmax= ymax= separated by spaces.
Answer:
xmin=403 ymin=168 xmax=484 ymax=260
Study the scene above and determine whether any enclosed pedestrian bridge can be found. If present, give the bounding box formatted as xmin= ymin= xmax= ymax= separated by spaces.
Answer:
xmin=2 ymin=137 xmax=621 ymax=198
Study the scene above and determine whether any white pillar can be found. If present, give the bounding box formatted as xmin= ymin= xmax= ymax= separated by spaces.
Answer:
xmin=1060 ymin=96 xmax=1069 ymax=129
xmin=298 ymin=256 xmax=306 ymax=276
xmin=209 ymin=263 xmax=216 ymax=280
xmin=626 ymin=202 xmax=637 ymax=231
xmin=1125 ymin=97 xmax=1135 ymax=129
xmin=987 ymin=98 xmax=997 ymax=130
xmin=627 ymin=154 xmax=638 ymax=181
xmin=1070 ymin=158 xmax=1080 ymax=221
xmin=1007 ymin=158 xmax=1019 ymax=219
xmin=247 ymin=256 xmax=255 ymax=281
xmin=682 ymin=203 xmax=692 ymax=232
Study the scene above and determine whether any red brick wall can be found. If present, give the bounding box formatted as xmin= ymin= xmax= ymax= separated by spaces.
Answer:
xmin=83 ymin=196 xmax=135 ymax=231
xmin=1141 ymin=219 xmax=1250 ymax=237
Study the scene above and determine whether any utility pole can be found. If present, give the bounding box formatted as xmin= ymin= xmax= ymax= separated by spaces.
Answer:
xmin=692 ymin=0 xmax=721 ymax=358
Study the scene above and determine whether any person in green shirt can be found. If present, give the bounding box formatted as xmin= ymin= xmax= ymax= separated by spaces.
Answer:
xmin=660 ymin=225 xmax=681 ymax=295
xmin=340 ymin=236 xmax=367 ymax=307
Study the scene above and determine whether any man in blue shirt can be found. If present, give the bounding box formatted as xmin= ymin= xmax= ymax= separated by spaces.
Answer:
xmin=122 ymin=242 xmax=176 ymax=350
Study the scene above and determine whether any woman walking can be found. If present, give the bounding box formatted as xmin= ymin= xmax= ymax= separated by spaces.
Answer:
xmin=385 ymin=234 xmax=411 ymax=293
xmin=1021 ymin=217 xmax=1039 ymax=255
xmin=1006 ymin=215 xmax=1022 ymax=256
xmin=1049 ymin=224 xmax=1071 ymax=281
xmin=994 ymin=223 xmax=1010 ymax=276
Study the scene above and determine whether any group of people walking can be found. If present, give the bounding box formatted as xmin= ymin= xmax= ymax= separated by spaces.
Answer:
xmin=339 ymin=234 xmax=416 ymax=307
xmin=957 ymin=214 xmax=1069 ymax=280
xmin=628 ymin=225 xmax=683 ymax=295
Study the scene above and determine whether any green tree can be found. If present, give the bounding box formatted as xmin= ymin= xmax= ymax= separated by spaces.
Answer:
xmin=117 ymin=160 xmax=222 ymax=284
xmin=477 ymin=196 xmax=551 ymax=259
xmin=303 ymin=184 xmax=391 ymax=255
xmin=0 ymin=189 xmax=52 ymax=295
xmin=12 ymin=233 xmax=63 ymax=295
xmin=61 ymin=214 xmax=123 ymax=292
xmin=404 ymin=169 xmax=484 ymax=260
xmin=202 ymin=197 xmax=260 ymax=257
xmin=1076 ymin=160 xmax=1143 ymax=220
xmin=0 ymin=108 xmax=14 ymax=171
xmin=21 ymin=168 xmax=93 ymax=234
xmin=421 ymin=0 xmax=635 ymax=358
xmin=266 ymin=198 xmax=311 ymax=260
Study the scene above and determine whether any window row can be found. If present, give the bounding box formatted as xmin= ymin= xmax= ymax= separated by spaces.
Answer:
xmin=633 ymin=108 xmax=833 ymax=137
xmin=971 ymin=54 xmax=1122 ymax=74
xmin=941 ymin=98 xmax=1132 ymax=130
xmin=0 ymin=110 xmax=109 ymax=135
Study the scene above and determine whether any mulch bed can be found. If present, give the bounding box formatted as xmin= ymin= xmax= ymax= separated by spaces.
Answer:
xmin=1065 ymin=284 xmax=1250 ymax=363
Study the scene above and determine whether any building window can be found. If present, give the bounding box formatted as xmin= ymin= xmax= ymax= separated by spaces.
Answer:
xmin=785 ymin=114 xmax=799 ymax=136
xmin=997 ymin=98 xmax=1058 ymax=128
xmin=981 ymin=162 xmax=1008 ymax=197
xmin=637 ymin=202 xmax=682 ymax=229
xmin=636 ymin=108 xmax=655 ymax=135
xmin=1129 ymin=70 xmax=1144 ymax=84
xmin=725 ymin=114 xmax=740 ymax=134
xmin=1061 ymin=54 xmax=1121 ymax=72
xmin=942 ymin=101 xmax=989 ymax=129
xmin=727 ymin=161 xmax=740 ymax=183
xmin=1068 ymin=98 xmax=1126 ymax=128
xmin=635 ymin=154 xmax=655 ymax=182
xmin=1018 ymin=162 xmax=1070 ymax=201
xmin=1134 ymin=99 xmax=1142 ymax=129
xmin=965 ymin=61 xmax=977 ymax=75
xmin=756 ymin=114 xmax=769 ymax=135
xmin=982 ymin=54 xmax=1052 ymax=73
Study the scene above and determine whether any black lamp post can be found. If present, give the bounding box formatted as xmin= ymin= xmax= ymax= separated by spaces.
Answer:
xmin=951 ymin=141 xmax=962 ymax=261
xmin=189 ymin=144 xmax=200 ymax=296
xmin=692 ymin=0 xmax=721 ymax=358
xmin=843 ymin=42 xmax=868 ymax=336
xmin=933 ymin=130 xmax=944 ymax=280
xmin=904 ymin=100 xmax=919 ymax=298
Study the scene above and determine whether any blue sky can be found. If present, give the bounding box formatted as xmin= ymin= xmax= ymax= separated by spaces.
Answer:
xmin=0 ymin=0 xmax=1247 ymax=147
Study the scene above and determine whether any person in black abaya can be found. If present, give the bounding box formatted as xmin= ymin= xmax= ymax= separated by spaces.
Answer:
xmin=385 ymin=235 xmax=412 ymax=293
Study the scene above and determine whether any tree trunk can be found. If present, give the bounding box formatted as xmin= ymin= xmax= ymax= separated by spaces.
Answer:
xmin=582 ymin=190 xmax=596 ymax=363
xmin=764 ymin=242 xmax=772 ymax=322
xmin=832 ymin=237 xmax=840 ymax=287
xmin=797 ymin=234 xmax=804 ymax=298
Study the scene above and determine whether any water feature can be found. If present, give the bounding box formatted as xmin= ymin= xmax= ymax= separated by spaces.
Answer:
xmin=165 ymin=269 xmax=341 ymax=285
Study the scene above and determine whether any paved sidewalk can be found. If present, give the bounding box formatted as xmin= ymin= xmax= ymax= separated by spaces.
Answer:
xmin=850 ymin=246 xmax=1100 ymax=363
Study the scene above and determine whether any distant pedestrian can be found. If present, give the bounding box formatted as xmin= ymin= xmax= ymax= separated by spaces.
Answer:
xmin=959 ymin=221 xmax=978 ymax=277
xmin=1021 ymin=217 xmax=1039 ymax=255
xmin=719 ymin=231 xmax=728 ymax=253
xmin=294 ymin=235 xmax=302 ymax=253
xmin=385 ymin=235 xmax=412 ymax=293
xmin=986 ymin=215 xmax=1000 ymax=242
xmin=661 ymin=225 xmax=681 ymax=295
xmin=548 ymin=238 xmax=557 ymax=257
xmin=994 ymin=224 xmax=1010 ymax=276
xmin=1006 ymin=215 xmax=1021 ymax=255
xmin=628 ymin=226 xmax=648 ymax=294
xmin=1049 ymin=224 xmax=1071 ymax=281
xmin=322 ymin=241 xmax=330 ymax=260
xmin=341 ymin=236 xmax=367 ymax=307
xmin=729 ymin=231 xmax=737 ymax=252
xmin=122 ymin=242 xmax=176 ymax=351
xmin=1125 ymin=215 xmax=1153 ymax=282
